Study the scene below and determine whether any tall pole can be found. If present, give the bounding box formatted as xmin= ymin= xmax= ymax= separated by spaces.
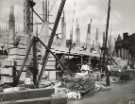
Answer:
xmin=102 ymin=0 xmax=111 ymax=64
xmin=103 ymin=0 xmax=111 ymax=86
xmin=24 ymin=0 xmax=34 ymax=35
xmin=17 ymin=38 xmax=34 ymax=82
xmin=105 ymin=0 xmax=111 ymax=50
xmin=33 ymin=36 xmax=38 ymax=86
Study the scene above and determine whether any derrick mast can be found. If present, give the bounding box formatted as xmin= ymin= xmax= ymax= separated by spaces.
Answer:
xmin=24 ymin=0 xmax=34 ymax=35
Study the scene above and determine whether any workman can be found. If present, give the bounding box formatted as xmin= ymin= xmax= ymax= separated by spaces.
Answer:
xmin=81 ymin=61 xmax=91 ymax=74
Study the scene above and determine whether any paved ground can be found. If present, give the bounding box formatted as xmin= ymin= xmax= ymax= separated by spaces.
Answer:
xmin=68 ymin=80 xmax=135 ymax=104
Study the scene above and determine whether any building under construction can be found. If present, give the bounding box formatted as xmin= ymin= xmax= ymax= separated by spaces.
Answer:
xmin=0 ymin=0 xmax=101 ymax=85
xmin=0 ymin=0 xmax=109 ymax=103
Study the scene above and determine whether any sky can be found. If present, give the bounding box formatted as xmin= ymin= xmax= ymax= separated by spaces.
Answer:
xmin=0 ymin=0 xmax=135 ymax=42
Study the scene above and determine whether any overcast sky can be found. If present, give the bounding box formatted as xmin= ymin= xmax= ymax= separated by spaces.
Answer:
xmin=0 ymin=0 xmax=135 ymax=42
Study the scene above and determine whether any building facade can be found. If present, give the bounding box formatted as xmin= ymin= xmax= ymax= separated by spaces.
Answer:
xmin=115 ymin=33 xmax=135 ymax=68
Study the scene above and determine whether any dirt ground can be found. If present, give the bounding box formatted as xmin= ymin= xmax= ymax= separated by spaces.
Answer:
xmin=68 ymin=80 xmax=135 ymax=104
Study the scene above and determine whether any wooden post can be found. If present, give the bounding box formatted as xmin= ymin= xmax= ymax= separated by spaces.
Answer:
xmin=12 ymin=61 xmax=17 ymax=87
xmin=103 ymin=0 xmax=111 ymax=86
xmin=17 ymin=38 xmax=34 ymax=82
xmin=33 ymin=36 xmax=38 ymax=86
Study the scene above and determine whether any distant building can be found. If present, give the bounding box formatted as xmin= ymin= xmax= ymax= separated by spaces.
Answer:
xmin=115 ymin=33 xmax=135 ymax=68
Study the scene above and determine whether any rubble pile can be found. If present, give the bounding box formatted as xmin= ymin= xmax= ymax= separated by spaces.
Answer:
xmin=63 ymin=73 xmax=95 ymax=95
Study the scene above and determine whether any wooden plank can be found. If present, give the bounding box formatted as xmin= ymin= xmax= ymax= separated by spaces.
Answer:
xmin=9 ymin=48 xmax=27 ymax=54
xmin=0 ymin=88 xmax=54 ymax=102
xmin=46 ymin=61 xmax=56 ymax=66
xmin=16 ymin=60 xmax=31 ymax=66
xmin=8 ymin=54 xmax=32 ymax=57
xmin=45 ymin=65 xmax=55 ymax=70
xmin=0 ymin=68 xmax=13 ymax=76
xmin=2 ymin=97 xmax=67 ymax=104
xmin=0 ymin=76 xmax=13 ymax=84
xmin=0 ymin=74 xmax=13 ymax=77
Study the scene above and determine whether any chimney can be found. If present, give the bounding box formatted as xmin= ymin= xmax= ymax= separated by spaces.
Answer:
xmin=86 ymin=18 xmax=92 ymax=51
xmin=75 ymin=19 xmax=80 ymax=47
xmin=123 ymin=32 xmax=128 ymax=40
xmin=61 ymin=11 xmax=66 ymax=47
xmin=9 ymin=5 xmax=15 ymax=43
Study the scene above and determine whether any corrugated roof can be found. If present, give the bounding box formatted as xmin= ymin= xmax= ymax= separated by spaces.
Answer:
xmin=51 ymin=46 xmax=100 ymax=57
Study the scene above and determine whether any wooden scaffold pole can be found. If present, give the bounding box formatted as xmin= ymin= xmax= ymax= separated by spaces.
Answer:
xmin=102 ymin=0 xmax=111 ymax=86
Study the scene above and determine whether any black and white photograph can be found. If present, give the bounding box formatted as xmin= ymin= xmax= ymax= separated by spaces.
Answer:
xmin=0 ymin=0 xmax=135 ymax=104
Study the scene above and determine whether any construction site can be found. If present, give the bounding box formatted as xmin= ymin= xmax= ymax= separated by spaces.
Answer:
xmin=0 ymin=0 xmax=135 ymax=104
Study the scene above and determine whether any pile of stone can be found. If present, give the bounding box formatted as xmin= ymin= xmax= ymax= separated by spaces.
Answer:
xmin=63 ymin=73 xmax=95 ymax=95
